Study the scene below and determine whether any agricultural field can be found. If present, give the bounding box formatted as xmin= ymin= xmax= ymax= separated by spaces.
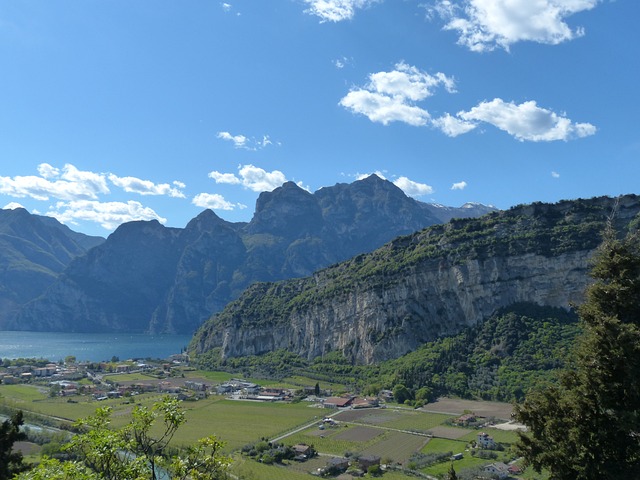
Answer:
xmin=1 ymin=381 xmax=539 ymax=479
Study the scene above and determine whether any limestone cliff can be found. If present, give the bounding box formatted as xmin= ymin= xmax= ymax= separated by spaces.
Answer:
xmin=191 ymin=194 xmax=640 ymax=364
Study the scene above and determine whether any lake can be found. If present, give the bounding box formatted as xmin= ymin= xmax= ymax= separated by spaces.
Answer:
xmin=0 ymin=331 xmax=193 ymax=362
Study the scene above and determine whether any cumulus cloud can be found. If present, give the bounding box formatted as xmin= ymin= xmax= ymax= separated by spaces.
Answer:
xmin=451 ymin=181 xmax=467 ymax=190
xmin=394 ymin=176 xmax=434 ymax=197
xmin=208 ymin=164 xmax=287 ymax=192
xmin=0 ymin=163 xmax=110 ymax=201
xmin=108 ymin=174 xmax=186 ymax=198
xmin=3 ymin=202 xmax=25 ymax=210
xmin=216 ymin=131 xmax=277 ymax=150
xmin=192 ymin=193 xmax=246 ymax=211
xmin=429 ymin=0 xmax=600 ymax=52
xmin=340 ymin=62 xmax=456 ymax=126
xmin=432 ymin=113 xmax=476 ymax=137
xmin=456 ymin=98 xmax=597 ymax=141
xmin=304 ymin=0 xmax=380 ymax=22
xmin=552 ymin=171 xmax=561 ymax=178
xmin=47 ymin=200 xmax=166 ymax=231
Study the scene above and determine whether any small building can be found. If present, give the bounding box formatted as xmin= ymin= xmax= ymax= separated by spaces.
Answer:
xmin=483 ymin=462 xmax=510 ymax=479
xmin=324 ymin=396 xmax=353 ymax=409
xmin=455 ymin=413 xmax=477 ymax=425
xmin=326 ymin=457 xmax=349 ymax=472
xmin=451 ymin=453 xmax=464 ymax=461
xmin=477 ymin=432 xmax=496 ymax=449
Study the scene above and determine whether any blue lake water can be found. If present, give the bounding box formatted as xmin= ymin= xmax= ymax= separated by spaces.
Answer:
xmin=0 ymin=331 xmax=193 ymax=362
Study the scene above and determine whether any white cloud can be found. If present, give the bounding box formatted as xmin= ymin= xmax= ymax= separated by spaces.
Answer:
xmin=47 ymin=200 xmax=166 ymax=231
xmin=457 ymin=98 xmax=597 ymax=141
xmin=393 ymin=176 xmax=434 ymax=197
xmin=221 ymin=2 xmax=232 ymax=12
xmin=304 ymin=0 xmax=380 ymax=22
xmin=552 ymin=171 xmax=561 ymax=178
xmin=334 ymin=56 xmax=351 ymax=69
xmin=430 ymin=0 xmax=600 ymax=52
xmin=217 ymin=131 xmax=248 ymax=148
xmin=192 ymin=193 xmax=246 ymax=211
xmin=209 ymin=164 xmax=287 ymax=193
xmin=3 ymin=202 xmax=25 ymax=210
xmin=238 ymin=164 xmax=287 ymax=192
xmin=0 ymin=163 xmax=109 ymax=201
xmin=356 ymin=171 xmax=387 ymax=181
xmin=432 ymin=113 xmax=477 ymax=137
xmin=209 ymin=171 xmax=241 ymax=185
xmin=108 ymin=174 xmax=186 ymax=198
xmin=340 ymin=62 xmax=456 ymax=126
xmin=37 ymin=163 xmax=59 ymax=179
xmin=216 ymin=131 xmax=278 ymax=150
xmin=451 ymin=181 xmax=467 ymax=190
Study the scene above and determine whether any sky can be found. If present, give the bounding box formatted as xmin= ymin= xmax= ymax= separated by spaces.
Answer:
xmin=0 ymin=0 xmax=638 ymax=237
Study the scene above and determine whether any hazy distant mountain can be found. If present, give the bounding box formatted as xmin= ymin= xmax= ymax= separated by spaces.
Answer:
xmin=0 ymin=208 xmax=104 ymax=323
xmin=191 ymin=194 xmax=640 ymax=365
xmin=11 ymin=175 xmax=496 ymax=334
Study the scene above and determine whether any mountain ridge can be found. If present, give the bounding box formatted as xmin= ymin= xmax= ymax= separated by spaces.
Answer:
xmin=190 ymin=194 xmax=640 ymax=364
xmin=8 ymin=175 xmax=495 ymax=333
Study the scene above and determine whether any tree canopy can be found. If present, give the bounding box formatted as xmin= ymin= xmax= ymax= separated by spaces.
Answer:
xmin=515 ymin=227 xmax=640 ymax=479
xmin=0 ymin=410 xmax=28 ymax=480
xmin=15 ymin=397 xmax=230 ymax=480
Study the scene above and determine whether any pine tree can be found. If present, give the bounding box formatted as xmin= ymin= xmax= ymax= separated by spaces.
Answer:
xmin=0 ymin=410 xmax=29 ymax=480
xmin=515 ymin=228 xmax=640 ymax=479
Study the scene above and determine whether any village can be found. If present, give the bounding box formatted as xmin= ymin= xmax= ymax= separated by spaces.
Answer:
xmin=1 ymin=356 xmax=529 ymax=479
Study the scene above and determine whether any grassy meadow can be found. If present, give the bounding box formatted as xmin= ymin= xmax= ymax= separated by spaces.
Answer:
xmin=0 ymin=377 xmax=542 ymax=479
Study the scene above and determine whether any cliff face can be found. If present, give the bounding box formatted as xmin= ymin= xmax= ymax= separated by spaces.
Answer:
xmin=209 ymin=251 xmax=591 ymax=364
xmin=191 ymin=194 xmax=640 ymax=364
xmin=13 ymin=176 xmax=494 ymax=333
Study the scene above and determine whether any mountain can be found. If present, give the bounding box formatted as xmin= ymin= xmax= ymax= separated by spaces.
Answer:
xmin=0 ymin=208 xmax=104 ymax=323
xmin=11 ymin=175 xmax=495 ymax=333
xmin=190 ymin=194 xmax=640 ymax=364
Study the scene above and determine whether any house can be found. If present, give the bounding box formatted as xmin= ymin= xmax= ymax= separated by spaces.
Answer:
xmin=326 ymin=457 xmax=349 ymax=472
xmin=477 ymin=432 xmax=496 ymax=449
xmin=33 ymin=366 xmax=57 ymax=377
xmin=324 ymin=396 xmax=353 ymax=409
xmin=451 ymin=453 xmax=464 ymax=461
xmin=115 ymin=364 xmax=130 ymax=373
xmin=455 ymin=413 xmax=477 ymax=425
xmin=292 ymin=444 xmax=313 ymax=461
xmin=483 ymin=462 xmax=510 ymax=479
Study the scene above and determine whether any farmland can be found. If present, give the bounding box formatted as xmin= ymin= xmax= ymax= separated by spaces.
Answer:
xmin=1 ymin=378 xmax=539 ymax=479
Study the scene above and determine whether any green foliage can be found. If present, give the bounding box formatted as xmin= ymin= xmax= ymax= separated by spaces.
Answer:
xmin=515 ymin=229 xmax=640 ymax=479
xmin=22 ymin=396 xmax=231 ymax=480
xmin=0 ymin=410 xmax=29 ymax=479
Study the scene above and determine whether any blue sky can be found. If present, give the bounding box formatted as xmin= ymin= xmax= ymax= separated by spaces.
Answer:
xmin=0 ymin=0 xmax=638 ymax=237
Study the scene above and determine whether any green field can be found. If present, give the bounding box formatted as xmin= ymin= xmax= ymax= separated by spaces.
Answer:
xmin=0 ymin=383 xmax=539 ymax=478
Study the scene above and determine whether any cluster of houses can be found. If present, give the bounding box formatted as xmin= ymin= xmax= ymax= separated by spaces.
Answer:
xmin=0 ymin=362 xmax=83 ymax=385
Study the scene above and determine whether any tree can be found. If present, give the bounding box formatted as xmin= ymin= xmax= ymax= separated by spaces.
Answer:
xmin=17 ymin=397 xmax=230 ymax=480
xmin=446 ymin=462 xmax=458 ymax=480
xmin=314 ymin=382 xmax=320 ymax=396
xmin=0 ymin=410 xmax=29 ymax=479
xmin=392 ymin=384 xmax=411 ymax=404
xmin=514 ymin=228 xmax=640 ymax=479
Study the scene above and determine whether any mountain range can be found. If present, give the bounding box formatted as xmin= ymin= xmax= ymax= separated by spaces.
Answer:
xmin=190 ymin=194 xmax=640 ymax=364
xmin=2 ymin=175 xmax=494 ymax=333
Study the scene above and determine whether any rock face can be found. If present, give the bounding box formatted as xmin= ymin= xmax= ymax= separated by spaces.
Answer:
xmin=191 ymin=194 xmax=640 ymax=364
xmin=0 ymin=208 xmax=104 ymax=324
xmin=12 ymin=175 xmax=495 ymax=333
